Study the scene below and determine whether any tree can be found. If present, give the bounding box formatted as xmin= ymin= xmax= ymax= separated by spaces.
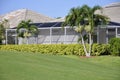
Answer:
xmin=0 ymin=19 xmax=10 ymax=44
xmin=63 ymin=5 xmax=109 ymax=57
xmin=82 ymin=5 xmax=109 ymax=57
xmin=17 ymin=20 xmax=38 ymax=44
xmin=63 ymin=7 xmax=89 ymax=56
xmin=2 ymin=19 xmax=10 ymax=28
xmin=0 ymin=23 xmax=5 ymax=44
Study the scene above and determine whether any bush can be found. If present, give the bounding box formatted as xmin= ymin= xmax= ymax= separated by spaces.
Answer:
xmin=92 ymin=44 xmax=110 ymax=56
xmin=109 ymin=38 xmax=120 ymax=56
xmin=0 ymin=44 xmax=109 ymax=56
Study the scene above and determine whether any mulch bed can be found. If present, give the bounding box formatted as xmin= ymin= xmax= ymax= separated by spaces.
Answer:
xmin=80 ymin=56 xmax=96 ymax=58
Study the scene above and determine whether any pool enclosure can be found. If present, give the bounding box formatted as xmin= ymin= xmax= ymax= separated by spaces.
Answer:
xmin=5 ymin=22 xmax=120 ymax=44
xmin=5 ymin=22 xmax=79 ymax=44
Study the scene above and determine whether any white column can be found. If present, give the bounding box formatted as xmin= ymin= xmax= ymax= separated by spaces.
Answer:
xmin=115 ymin=27 xmax=118 ymax=38
xmin=106 ymin=28 xmax=108 ymax=44
xmin=97 ymin=27 xmax=99 ymax=43
xmin=36 ymin=36 xmax=38 ymax=44
xmin=64 ymin=27 xmax=67 ymax=44
xmin=50 ymin=27 xmax=52 ymax=44
xmin=15 ymin=31 xmax=17 ymax=44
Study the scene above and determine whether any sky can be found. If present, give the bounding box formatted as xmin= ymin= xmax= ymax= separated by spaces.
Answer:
xmin=0 ymin=0 xmax=119 ymax=18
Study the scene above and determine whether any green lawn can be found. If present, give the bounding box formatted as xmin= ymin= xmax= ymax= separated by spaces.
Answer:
xmin=0 ymin=51 xmax=120 ymax=80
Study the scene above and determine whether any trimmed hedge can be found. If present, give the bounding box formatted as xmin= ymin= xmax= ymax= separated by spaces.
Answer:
xmin=0 ymin=44 xmax=110 ymax=56
xmin=109 ymin=38 xmax=120 ymax=56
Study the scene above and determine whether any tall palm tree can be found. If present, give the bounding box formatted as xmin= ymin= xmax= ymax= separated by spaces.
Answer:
xmin=17 ymin=20 xmax=38 ymax=44
xmin=63 ymin=7 xmax=89 ymax=56
xmin=82 ymin=5 xmax=109 ymax=56
xmin=63 ymin=5 xmax=109 ymax=57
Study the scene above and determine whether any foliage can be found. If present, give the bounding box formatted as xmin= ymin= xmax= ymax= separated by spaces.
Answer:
xmin=0 ymin=22 xmax=5 ymax=44
xmin=0 ymin=19 xmax=10 ymax=44
xmin=109 ymin=38 xmax=120 ymax=56
xmin=63 ymin=5 xmax=109 ymax=57
xmin=92 ymin=44 xmax=110 ymax=56
xmin=0 ymin=44 xmax=110 ymax=56
xmin=17 ymin=19 xmax=38 ymax=38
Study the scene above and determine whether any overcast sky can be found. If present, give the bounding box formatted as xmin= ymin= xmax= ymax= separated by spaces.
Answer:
xmin=0 ymin=0 xmax=119 ymax=18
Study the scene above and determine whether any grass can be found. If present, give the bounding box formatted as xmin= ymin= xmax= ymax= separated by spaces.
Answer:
xmin=0 ymin=51 xmax=120 ymax=80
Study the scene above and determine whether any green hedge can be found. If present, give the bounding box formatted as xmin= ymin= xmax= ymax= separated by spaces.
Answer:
xmin=109 ymin=38 xmax=120 ymax=56
xmin=0 ymin=44 xmax=110 ymax=56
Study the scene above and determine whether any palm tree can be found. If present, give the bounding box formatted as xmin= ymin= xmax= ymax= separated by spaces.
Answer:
xmin=17 ymin=20 xmax=38 ymax=44
xmin=2 ymin=19 xmax=10 ymax=28
xmin=63 ymin=5 xmax=109 ymax=57
xmin=74 ymin=25 xmax=88 ymax=55
xmin=0 ymin=19 xmax=10 ymax=44
xmin=81 ymin=5 xmax=109 ymax=56
xmin=0 ymin=23 xmax=5 ymax=44
xmin=63 ymin=7 xmax=89 ymax=56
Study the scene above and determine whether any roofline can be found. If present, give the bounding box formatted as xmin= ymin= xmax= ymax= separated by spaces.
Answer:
xmin=104 ymin=2 xmax=120 ymax=8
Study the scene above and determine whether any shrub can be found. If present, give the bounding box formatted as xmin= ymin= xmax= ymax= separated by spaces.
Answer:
xmin=109 ymin=38 xmax=120 ymax=56
xmin=92 ymin=44 xmax=110 ymax=56
xmin=0 ymin=44 xmax=109 ymax=56
xmin=73 ymin=44 xmax=85 ymax=56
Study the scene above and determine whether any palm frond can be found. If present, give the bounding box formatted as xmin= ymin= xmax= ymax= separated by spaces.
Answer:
xmin=94 ymin=14 xmax=110 ymax=26
xmin=92 ymin=5 xmax=102 ymax=13
xmin=17 ymin=19 xmax=38 ymax=37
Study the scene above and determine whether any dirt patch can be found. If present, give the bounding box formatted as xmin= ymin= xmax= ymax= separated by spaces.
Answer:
xmin=80 ymin=56 xmax=96 ymax=58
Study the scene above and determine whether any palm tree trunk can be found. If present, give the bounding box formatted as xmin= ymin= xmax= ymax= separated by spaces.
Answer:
xmin=25 ymin=37 xmax=29 ymax=44
xmin=88 ymin=33 xmax=92 ymax=57
xmin=80 ymin=34 xmax=88 ymax=56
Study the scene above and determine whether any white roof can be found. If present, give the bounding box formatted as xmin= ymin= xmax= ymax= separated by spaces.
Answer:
xmin=96 ymin=2 xmax=120 ymax=23
xmin=0 ymin=9 xmax=55 ymax=28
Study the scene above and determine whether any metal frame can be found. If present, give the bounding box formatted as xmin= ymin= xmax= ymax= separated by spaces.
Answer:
xmin=100 ymin=25 xmax=120 ymax=43
xmin=5 ymin=26 xmax=78 ymax=44
xmin=5 ymin=25 xmax=120 ymax=45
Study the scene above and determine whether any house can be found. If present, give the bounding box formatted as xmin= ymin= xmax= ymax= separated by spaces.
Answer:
xmin=1 ymin=2 xmax=120 ymax=44
xmin=96 ymin=2 xmax=120 ymax=43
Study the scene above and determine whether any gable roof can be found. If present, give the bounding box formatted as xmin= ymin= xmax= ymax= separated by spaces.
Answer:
xmin=96 ymin=2 xmax=120 ymax=24
xmin=0 ymin=9 xmax=55 ymax=28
